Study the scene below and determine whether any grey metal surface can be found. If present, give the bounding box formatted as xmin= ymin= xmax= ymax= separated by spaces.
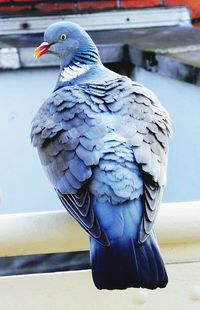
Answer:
xmin=0 ymin=252 xmax=90 ymax=276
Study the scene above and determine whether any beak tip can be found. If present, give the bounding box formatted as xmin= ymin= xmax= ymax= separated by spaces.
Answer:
xmin=33 ymin=42 xmax=50 ymax=59
xmin=33 ymin=48 xmax=40 ymax=59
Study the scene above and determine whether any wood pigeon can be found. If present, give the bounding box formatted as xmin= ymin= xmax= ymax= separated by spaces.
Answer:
xmin=31 ymin=21 xmax=171 ymax=290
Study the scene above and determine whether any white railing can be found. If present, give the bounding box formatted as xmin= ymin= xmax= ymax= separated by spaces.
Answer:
xmin=0 ymin=201 xmax=199 ymax=262
xmin=0 ymin=201 xmax=200 ymax=309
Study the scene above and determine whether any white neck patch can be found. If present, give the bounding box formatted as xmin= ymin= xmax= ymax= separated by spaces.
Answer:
xmin=59 ymin=63 xmax=92 ymax=83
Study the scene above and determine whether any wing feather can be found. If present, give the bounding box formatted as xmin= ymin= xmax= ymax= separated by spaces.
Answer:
xmin=31 ymin=85 xmax=110 ymax=246
xmin=127 ymin=81 xmax=171 ymax=243
xmin=56 ymin=188 xmax=110 ymax=246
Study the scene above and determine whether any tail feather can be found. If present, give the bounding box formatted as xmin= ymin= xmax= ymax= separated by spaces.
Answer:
xmin=90 ymin=233 xmax=168 ymax=290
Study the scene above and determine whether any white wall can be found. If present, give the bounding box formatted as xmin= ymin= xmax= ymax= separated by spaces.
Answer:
xmin=0 ymin=68 xmax=62 ymax=213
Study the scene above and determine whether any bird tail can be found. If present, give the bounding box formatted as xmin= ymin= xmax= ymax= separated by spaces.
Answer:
xmin=90 ymin=233 xmax=168 ymax=290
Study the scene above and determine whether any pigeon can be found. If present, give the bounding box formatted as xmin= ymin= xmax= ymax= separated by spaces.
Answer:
xmin=31 ymin=21 xmax=171 ymax=290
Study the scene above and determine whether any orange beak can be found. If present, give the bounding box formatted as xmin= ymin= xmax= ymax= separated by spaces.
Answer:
xmin=33 ymin=42 xmax=50 ymax=59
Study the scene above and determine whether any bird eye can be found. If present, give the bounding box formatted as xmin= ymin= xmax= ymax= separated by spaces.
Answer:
xmin=60 ymin=34 xmax=68 ymax=41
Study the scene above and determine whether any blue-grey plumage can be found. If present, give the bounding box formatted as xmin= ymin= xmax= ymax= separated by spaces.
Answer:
xmin=31 ymin=21 xmax=171 ymax=290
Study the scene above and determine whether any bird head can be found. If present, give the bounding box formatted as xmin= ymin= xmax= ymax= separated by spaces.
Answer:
xmin=33 ymin=21 xmax=98 ymax=66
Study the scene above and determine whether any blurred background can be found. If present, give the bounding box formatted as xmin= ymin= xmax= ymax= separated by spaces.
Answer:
xmin=0 ymin=0 xmax=200 ymax=275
